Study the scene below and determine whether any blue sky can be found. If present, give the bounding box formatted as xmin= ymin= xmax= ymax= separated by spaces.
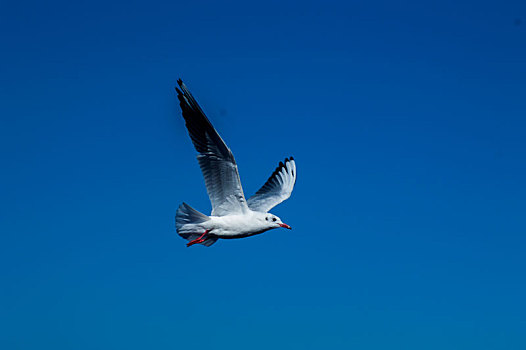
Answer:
xmin=1 ymin=0 xmax=526 ymax=349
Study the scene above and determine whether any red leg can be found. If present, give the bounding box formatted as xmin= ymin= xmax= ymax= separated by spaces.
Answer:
xmin=186 ymin=230 xmax=210 ymax=247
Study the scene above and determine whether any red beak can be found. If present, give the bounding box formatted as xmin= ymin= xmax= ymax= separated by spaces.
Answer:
xmin=279 ymin=223 xmax=292 ymax=229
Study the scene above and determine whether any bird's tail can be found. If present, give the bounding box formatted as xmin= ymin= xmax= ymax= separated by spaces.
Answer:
xmin=175 ymin=203 xmax=217 ymax=247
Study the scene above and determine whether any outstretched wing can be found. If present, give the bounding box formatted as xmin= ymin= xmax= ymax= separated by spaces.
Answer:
xmin=247 ymin=157 xmax=296 ymax=213
xmin=175 ymin=79 xmax=249 ymax=216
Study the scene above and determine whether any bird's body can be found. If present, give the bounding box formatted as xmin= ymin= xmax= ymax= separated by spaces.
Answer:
xmin=178 ymin=212 xmax=280 ymax=239
xmin=174 ymin=79 xmax=296 ymax=247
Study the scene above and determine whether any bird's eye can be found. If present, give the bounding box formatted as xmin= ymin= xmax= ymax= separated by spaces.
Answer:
xmin=265 ymin=217 xmax=269 ymax=221
xmin=272 ymin=218 xmax=277 ymax=222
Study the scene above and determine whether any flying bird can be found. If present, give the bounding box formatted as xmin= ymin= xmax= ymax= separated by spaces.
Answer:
xmin=174 ymin=79 xmax=297 ymax=247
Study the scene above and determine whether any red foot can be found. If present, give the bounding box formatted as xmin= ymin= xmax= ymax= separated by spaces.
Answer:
xmin=186 ymin=230 xmax=210 ymax=247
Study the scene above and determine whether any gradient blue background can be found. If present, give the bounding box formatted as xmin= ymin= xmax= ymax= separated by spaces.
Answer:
xmin=1 ymin=0 xmax=526 ymax=349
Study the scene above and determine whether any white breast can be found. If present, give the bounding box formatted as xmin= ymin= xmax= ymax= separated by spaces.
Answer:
xmin=206 ymin=213 xmax=268 ymax=238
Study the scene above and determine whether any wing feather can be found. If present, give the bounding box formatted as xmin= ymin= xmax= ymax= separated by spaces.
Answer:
xmin=176 ymin=79 xmax=248 ymax=216
xmin=247 ymin=157 xmax=296 ymax=213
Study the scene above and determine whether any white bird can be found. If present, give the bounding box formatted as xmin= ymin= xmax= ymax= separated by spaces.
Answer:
xmin=174 ymin=79 xmax=297 ymax=247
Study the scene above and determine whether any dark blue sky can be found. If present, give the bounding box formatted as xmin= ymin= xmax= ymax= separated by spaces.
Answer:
xmin=1 ymin=0 xmax=526 ymax=349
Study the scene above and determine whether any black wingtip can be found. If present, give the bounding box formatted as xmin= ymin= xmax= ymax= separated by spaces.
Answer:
xmin=177 ymin=78 xmax=183 ymax=86
xmin=175 ymin=87 xmax=186 ymax=103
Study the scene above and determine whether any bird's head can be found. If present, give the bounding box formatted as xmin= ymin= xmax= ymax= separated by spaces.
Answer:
xmin=262 ymin=213 xmax=291 ymax=230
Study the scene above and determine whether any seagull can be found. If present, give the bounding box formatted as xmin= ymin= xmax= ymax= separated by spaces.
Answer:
xmin=174 ymin=79 xmax=297 ymax=247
